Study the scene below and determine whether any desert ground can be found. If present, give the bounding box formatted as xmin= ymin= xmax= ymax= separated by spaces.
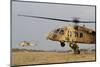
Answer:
xmin=11 ymin=49 xmax=96 ymax=66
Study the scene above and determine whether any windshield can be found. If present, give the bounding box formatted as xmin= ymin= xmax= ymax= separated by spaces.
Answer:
xmin=54 ymin=28 xmax=60 ymax=33
xmin=53 ymin=28 xmax=64 ymax=35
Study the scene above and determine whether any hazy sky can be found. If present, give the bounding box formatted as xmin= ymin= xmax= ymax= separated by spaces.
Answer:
xmin=12 ymin=1 xmax=95 ymax=51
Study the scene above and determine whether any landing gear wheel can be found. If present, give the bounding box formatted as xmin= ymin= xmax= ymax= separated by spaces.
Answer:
xmin=60 ymin=42 xmax=65 ymax=47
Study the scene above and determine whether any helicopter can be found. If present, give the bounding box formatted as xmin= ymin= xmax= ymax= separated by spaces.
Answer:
xmin=19 ymin=41 xmax=37 ymax=47
xmin=18 ymin=14 xmax=96 ymax=54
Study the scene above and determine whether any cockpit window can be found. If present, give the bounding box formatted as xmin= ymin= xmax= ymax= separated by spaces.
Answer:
xmin=59 ymin=29 xmax=64 ymax=35
xmin=53 ymin=28 xmax=64 ymax=35
xmin=54 ymin=28 xmax=60 ymax=33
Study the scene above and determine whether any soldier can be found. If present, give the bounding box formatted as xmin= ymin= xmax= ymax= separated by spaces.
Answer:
xmin=69 ymin=42 xmax=80 ymax=54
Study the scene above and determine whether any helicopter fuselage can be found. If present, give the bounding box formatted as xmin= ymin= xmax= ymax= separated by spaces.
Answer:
xmin=47 ymin=25 xmax=96 ymax=44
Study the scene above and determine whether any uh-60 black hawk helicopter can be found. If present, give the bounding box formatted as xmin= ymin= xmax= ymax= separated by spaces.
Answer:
xmin=18 ymin=14 xmax=96 ymax=54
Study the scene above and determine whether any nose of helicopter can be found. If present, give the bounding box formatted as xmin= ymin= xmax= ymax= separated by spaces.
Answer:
xmin=46 ymin=32 xmax=57 ymax=40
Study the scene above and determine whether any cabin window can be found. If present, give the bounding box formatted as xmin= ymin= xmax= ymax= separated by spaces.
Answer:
xmin=75 ymin=32 xmax=78 ymax=37
xmin=80 ymin=32 xmax=83 ymax=38
xmin=92 ymin=31 xmax=96 ymax=35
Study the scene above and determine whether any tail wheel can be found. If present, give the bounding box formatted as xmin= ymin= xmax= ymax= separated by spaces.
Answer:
xmin=60 ymin=42 xmax=65 ymax=47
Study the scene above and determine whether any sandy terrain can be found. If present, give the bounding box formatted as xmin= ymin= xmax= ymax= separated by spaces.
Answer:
xmin=11 ymin=50 xmax=95 ymax=66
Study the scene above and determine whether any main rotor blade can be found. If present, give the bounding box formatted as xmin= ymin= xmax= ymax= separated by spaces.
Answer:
xmin=18 ymin=14 xmax=72 ymax=22
xmin=79 ymin=21 xmax=95 ymax=23
xmin=18 ymin=14 xmax=95 ymax=23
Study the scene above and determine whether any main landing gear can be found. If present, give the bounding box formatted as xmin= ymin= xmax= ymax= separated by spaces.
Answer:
xmin=60 ymin=42 xmax=65 ymax=47
xmin=60 ymin=41 xmax=80 ymax=54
